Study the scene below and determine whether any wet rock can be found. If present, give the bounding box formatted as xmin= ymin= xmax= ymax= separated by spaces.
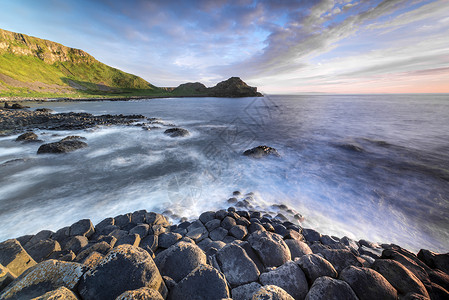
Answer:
xmin=0 ymin=239 xmax=36 ymax=276
xmin=221 ymin=216 xmax=237 ymax=230
xmin=418 ymin=249 xmax=449 ymax=274
xmin=339 ymin=265 xmax=398 ymax=300
xmin=305 ymin=276 xmax=358 ymax=300
xmin=216 ymin=244 xmax=260 ymax=287
xmin=16 ymin=132 xmax=40 ymax=142
xmin=1 ymin=259 xmax=87 ymax=299
xmin=151 ymin=225 xmax=167 ymax=236
xmin=158 ymin=232 xmax=182 ymax=249
xmin=243 ymin=145 xmax=280 ymax=158
xmin=146 ymin=213 xmax=169 ymax=227
xmin=129 ymin=224 xmax=150 ymax=239
xmin=64 ymin=236 xmax=88 ymax=254
xmin=186 ymin=220 xmax=208 ymax=242
xmin=116 ymin=234 xmax=141 ymax=247
xmin=31 ymin=286 xmax=79 ymax=300
xmin=154 ymin=241 xmax=206 ymax=282
xmin=215 ymin=210 xmax=228 ymax=220
xmin=199 ymin=211 xmax=216 ymax=224
xmin=164 ymin=127 xmax=190 ymax=137
xmin=359 ymin=245 xmax=383 ymax=259
xmin=69 ymin=219 xmax=94 ymax=238
xmin=209 ymin=227 xmax=228 ymax=241
xmin=37 ymin=140 xmax=88 ymax=154
xmin=248 ymin=222 xmax=266 ymax=234
xmin=27 ymin=230 xmax=54 ymax=245
xmin=259 ymin=261 xmax=308 ymax=299
xmin=205 ymin=219 xmax=221 ymax=232
xmin=116 ymin=287 xmax=164 ymax=300
xmin=35 ymin=108 xmax=54 ymax=113
xmin=114 ymin=214 xmax=133 ymax=229
xmin=372 ymin=259 xmax=429 ymax=298
xmin=321 ymin=235 xmax=339 ymax=245
xmin=252 ymin=285 xmax=294 ymax=300
xmin=0 ymin=264 xmax=16 ymax=291
xmin=25 ymin=239 xmax=61 ymax=262
xmin=131 ymin=210 xmax=147 ymax=224
xmin=231 ymin=282 xmax=262 ymax=300
xmin=297 ymin=253 xmax=338 ymax=284
xmin=318 ymin=249 xmax=363 ymax=273
xmin=285 ymin=239 xmax=312 ymax=259
xmin=78 ymin=245 xmax=167 ymax=300
xmin=75 ymin=241 xmax=111 ymax=263
xmin=229 ymin=225 xmax=248 ymax=240
xmin=169 ymin=264 xmax=230 ymax=300
xmin=108 ymin=229 xmax=130 ymax=241
xmin=236 ymin=217 xmax=251 ymax=227
xmin=60 ymin=135 xmax=86 ymax=142
xmin=302 ymin=228 xmax=322 ymax=243
xmin=140 ymin=235 xmax=158 ymax=253
xmin=247 ymin=230 xmax=291 ymax=268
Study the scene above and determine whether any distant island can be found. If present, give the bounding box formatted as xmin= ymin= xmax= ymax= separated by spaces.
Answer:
xmin=0 ymin=28 xmax=262 ymax=100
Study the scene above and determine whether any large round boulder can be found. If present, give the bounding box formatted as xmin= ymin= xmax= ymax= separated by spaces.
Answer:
xmin=296 ymin=253 xmax=338 ymax=284
xmin=247 ymin=230 xmax=291 ymax=268
xmin=78 ymin=245 xmax=167 ymax=300
xmin=169 ymin=264 xmax=230 ymax=300
xmin=37 ymin=140 xmax=88 ymax=154
xmin=252 ymin=285 xmax=294 ymax=300
xmin=154 ymin=241 xmax=206 ymax=282
xmin=164 ymin=128 xmax=190 ymax=137
xmin=285 ymin=239 xmax=312 ymax=259
xmin=317 ymin=249 xmax=362 ymax=273
xmin=305 ymin=276 xmax=358 ymax=300
xmin=243 ymin=146 xmax=280 ymax=158
xmin=339 ymin=265 xmax=398 ymax=300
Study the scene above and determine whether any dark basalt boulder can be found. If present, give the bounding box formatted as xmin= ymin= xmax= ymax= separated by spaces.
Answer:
xmin=339 ymin=265 xmax=398 ymax=300
xmin=0 ymin=239 xmax=37 ymax=277
xmin=37 ymin=139 xmax=87 ymax=154
xmin=231 ymin=282 xmax=262 ymax=300
xmin=316 ymin=249 xmax=363 ymax=273
xmin=285 ymin=239 xmax=312 ymax=259
xmin=296 ymin=254 xmax=338 ymax=285
xmin=69 ymin=219 xmax=94 ymax=238
xmin=243 ymin=145 xmax=280 ymax=158
xmin=305 ymin=276 xmax=359 ymax=300
xmin=169 ymin=264 xmax=230 ymax=300
xmin=78 ymin=245 xmax=167 ymax=300
xmin=15 ymin=132 xmax=41 ymax=142
xmin=208 ymin=77 xmax=262 ymax=98
xmin=164 ymin=127 xmax=190 ymax=137
xmin=116 ymin=287 xmax=164 ymax=300
xmin=418 ymin=249 xmax=449 ymax=274
xmin=252 ymin=285 xmax=294 ymax=300
xmin=24 ymin=239 xmax=61 ymax=262
xmin=5 ymin=102 xmax=29 ymax=109
xmin=247 ymin=230 xmax=291 ymax=268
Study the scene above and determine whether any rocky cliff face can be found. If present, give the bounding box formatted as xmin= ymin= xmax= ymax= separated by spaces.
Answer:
xmin=0 ymin=29 xmax=95 ymax=64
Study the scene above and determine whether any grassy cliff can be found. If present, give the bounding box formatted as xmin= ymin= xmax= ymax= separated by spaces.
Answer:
xmin=0 ymin=28 xmax=160 ymax=98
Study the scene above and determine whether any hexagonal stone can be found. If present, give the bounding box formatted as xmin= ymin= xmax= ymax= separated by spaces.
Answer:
xmin=305 ymin=276 xmax=358 ymax=300
xmin=69 ymin=219 xmax=94 ymax=238
xmin=296 ymin=254 xmax=337 ymax=284
xmin=229 ymin=225 xmax=247 ymax=240
xmin=0 ymin=239 xmax=36 ymax=276
xmin=247 ymin=230 xmax=291 ymax=268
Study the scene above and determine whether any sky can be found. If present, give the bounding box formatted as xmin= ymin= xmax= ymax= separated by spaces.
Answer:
xmin=0 ymin=0 xmax=448 ymax=94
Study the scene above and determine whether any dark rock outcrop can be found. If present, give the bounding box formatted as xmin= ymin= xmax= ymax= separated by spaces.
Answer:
xmin=15 ymin=132 xmax=40 ymax=142
xmin=208 ymin=77 xmax=262 ymax=98
xmin=0 ymin=239 xmax=36 ymax=277
xmin=37 ymin=139 xmax=87 ymax=154
xmin=305 ymin=276 xmax=359 ymax=300
xmin=164 ymin=127 xmax=190 ymax=138
xmin=243 ymin=145 xmax=280 ymax=158
xmin=297 ymin=254 xmax=338 ymax=285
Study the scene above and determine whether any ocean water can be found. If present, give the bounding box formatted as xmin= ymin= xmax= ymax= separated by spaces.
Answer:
xmin=0 ymin=94 xmax=448 ymax=253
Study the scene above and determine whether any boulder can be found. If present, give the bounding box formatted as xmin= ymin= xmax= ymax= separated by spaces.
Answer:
xmin=248 ymin=223 xmax=266 ymax=234
xmin=116 ymin=287 xmax=164 ymax=300
xmin=229 ymin=225 xmax=248 ymax=240
xmin=129 ymin=224 xmax=150 ymax=239
xmin=305 ymin=276 xmax=358 ymax=300
xmin=247 ymin=230 xmax=291 ymax=268
xmin=231 ymin=282 xmax=262 ymax=300
xmin=186 ymin=220 xmax=208 ymax=242
xmin=285 ymin=239 xmax=312 ymax=259
xmin=205 ymin=219 xmax=221 ymax=232
xmin=154 ymin=241 xmax=206 ymax=282
xmin=209 ymin=227 xmax=228 ymax=241
xmin=95 ymin=218 xmax=115 ymax=233
xmin=216 ymin=244 xmax=260 ymax=287
xmin=145 ymin=213 xmax=169 ymax=227
xmin=131 ymin=210 xmax=147 ymax=224
xmin=26 ymin=230 xmax=54 ymax=246
xmin=169 ymin=264 xmax=230 ymax=300
xmin=158 ymin=232 xmax=182 ymax=249
xmin=1 ymin=260 xmax=87 ymax=299
xmin=75 ymin=241 xmax=111 ymax=263
xmin=372 ymin=259 xmax=429 ymax=298
xmin=302 ymin=228 xmax=322 ymax=243
xmin=78 ymin=245 xmax=167 ymax=300
xmin=164 ymin=128 xmax=190 ymax=137
xmin=82 ymin=252 xmax=104 ymax=269
xmin=296 ymin=254 xmax=338 ymax=284
xmin=199 ymin=211 xmax=216 ymax=224
xmin=259 ymin=261 xmax=308 ymax=299
xmin=221 ymin=216 xmax=237 ymax=230
xmin=64 ymin=236 xmax=88 ymax=254
xmin=339 ymin=265 xmax=398 ymax=300
xmin=35 ymin=108 xmax=55 ymax=113
xmin=243 ymin=146 xmax=280 ymax=158
xmin=418 ymin=249 xmax=449 ymax=274
xmin=24 ymin=239 xmax=61 ymax=263
xmin=37 ymin=140 xmax=88 ymax=154
xmin=140 ymin=235 xmax=158 ymax=253
xmin=318 ymin=249 xmax=362 ymax=273
xmin=0 ymin=264 xmax=16 ymax=291
xmin=31 ymin=286 xmax=79 ymax=300
xmin=116 ymin=234 xmax=141 ymax=247
xmin=69 ymin=219 xmax=94 ymax=238
xmin=252 ymin=285 xmax=294 ymax=300
xmin=16 ymin=132 xmax=40 ymax=142
xmin=0 ymin=239 xmax=36 ymax=276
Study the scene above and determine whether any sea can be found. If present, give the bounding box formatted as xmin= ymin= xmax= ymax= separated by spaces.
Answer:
xmin=0 ymin=94 xmax=448 ymax=253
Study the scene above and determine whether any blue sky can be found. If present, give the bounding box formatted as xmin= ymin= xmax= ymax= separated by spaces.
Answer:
xmin=1 ymin=0 xmax=448 ymax=93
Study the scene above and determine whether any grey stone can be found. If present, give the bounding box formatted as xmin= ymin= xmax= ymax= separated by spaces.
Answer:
xmin=231 ymin=282 xmax=262 ymax=300
xmin=129 ymin=224 xmax=150 ymax=239
xmin=372 ymin=259 xmax=429 ymax=298
xmin=98 ymin=225 xmax=120 ymax=236
xmin=215 ymin=210 xmax=228 ymax=220
xmin=164 ymin=127 xmax=190 ymax=138
xmin=236 ymin=217 xmax=251 ymax=227
xmin=95 ymin=218 xmax=115 ymax=232
xmin=305 ymin=276 xmax=358 ymax=300
xmin=248 ymin=223 xmax=266 ymax=234
xmin=64 ymin=236 xmax=88 ymax=254
xmin=27 ymin=286 xmax=79 ymax=300
xmin=78 ymin=245 xmax=167 ymax=300
xmin=205 ymin=219 xmax=221 ymax=232
xmin=25 ymin=239 xmax=61 ymax=262
xmin=114 ymin=214 xmax=133 ymax=230
xmin=247 ymin=230 xmax=291 ymax=268
xmin=209 ymin=227 xmax=228 ymax=241
xmin=116 ymin=234 xmax=141 ymax=247
xmin=116 ymin=287 xmax=164 ymax=300
xmin=27 ymin=230 xmax=54 ymax=246
xmin=252 ymin=285 xmax=294 ymax=300
xmin=158 ymin=232 xmax=182 ymax=249
xmin=151 ymin=224 xmax=167 ymax=236
xmin=318 ymin=249 xmax=363 ymax=273
xmin=131 ymin=210 xmax=147 ymax=224
xmin=155 ymin=241 xmax=206 ymax=282
xmin=216 ymin=244 xmax=260 ymax=287
xmin=199 ymin=211 xmax=216 ymax=224
xmin=229 ymin=225 xmax=248 ymax=240
xmin=186 ymin=220 xmax=208 ymax=242
xmin=418 ymin=249 xmax=449 ymax=275
xmin=0 ymin=264 xmax=16 ymax=291
xmin=15 ymin=235 xmax=33 ymax=247
xmin=285 ymin=239 xmax=312 ymax=259
xmin=169 ymin=264 xmax=230 ymax=300
xmin=339 ymin=265 xmax=398 ymax=300
xmin=37 ymin=140 xmax=88 ymax=154
xmin=321 ymin=235 xmax=339 ymax=245
xmin=145 ymin=213 xmax=169 ymax=227
xmin=1 ymin=259 xmax=88 ymax=299
xmin=108 ymin=229 xmax=129 ymax=240
xmin=75 ymin=241 xmax=112 ymax=263
xmin=141 ymin=235 xmax=159 ymax=253
xmin=69 ymin=219 xmax=94 ymax=238
xmin=223 ymin=236 xmax=237 ymax=244
xmin=296 ymin=254 xmax=338 ymax=284
xmin=221 ymin=216 xmax=237 ymax=230
xmin=259 ymin=261 xmax=308 ymax=299
xmin=302 ymin=228 xmax=321 ymax=243
xmin=234 ymin=241 xmax=265 ymax=273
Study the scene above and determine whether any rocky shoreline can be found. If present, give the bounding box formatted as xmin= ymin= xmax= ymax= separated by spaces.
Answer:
xmin=1 ymin=200 xmax=448 ymax=300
